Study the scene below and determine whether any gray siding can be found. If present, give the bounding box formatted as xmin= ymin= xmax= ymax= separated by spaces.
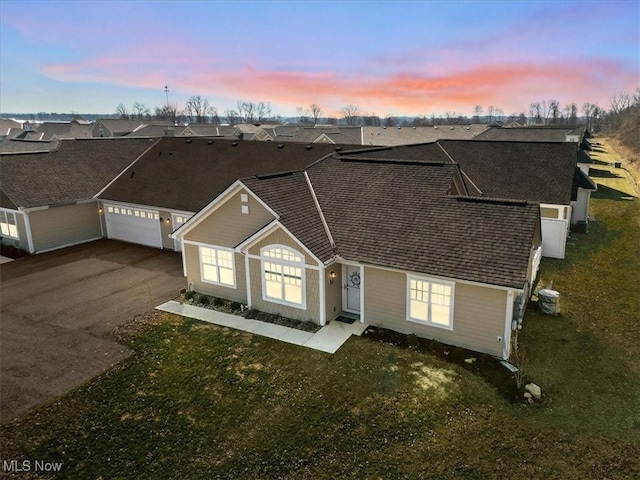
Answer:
xmin=29 ymin=202 xmax=102 ymax=253
xmin=363 ymin=266 xmax=508 ymax=357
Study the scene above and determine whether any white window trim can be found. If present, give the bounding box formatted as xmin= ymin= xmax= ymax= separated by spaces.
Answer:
xmin=260 ymin=244 xmax=306 ymax=310
xmin=406 ymin=275 xmax=455 ymax=331
xmin=199 ymin=245 xmax=237 ymax=289
xmin=0 ymin=209 xmax=19 ymax=240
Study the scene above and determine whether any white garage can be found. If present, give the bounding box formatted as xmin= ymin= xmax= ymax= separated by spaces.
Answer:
xmin=104 ymin=204 xmax=162 ymax=248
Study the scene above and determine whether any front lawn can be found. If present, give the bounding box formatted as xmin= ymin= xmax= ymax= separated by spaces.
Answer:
xmin=1 ymin=145 xmax=639 ymax=478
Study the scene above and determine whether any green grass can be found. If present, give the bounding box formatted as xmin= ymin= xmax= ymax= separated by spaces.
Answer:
xmin=2 ymin=154 xmax=639 ymax=478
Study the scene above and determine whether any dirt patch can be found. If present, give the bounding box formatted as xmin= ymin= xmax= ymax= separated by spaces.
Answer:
xmin=112 ymin=310 xmax=182 ymax=344
xmin=362 ymin=326 xmax=529 ymax=404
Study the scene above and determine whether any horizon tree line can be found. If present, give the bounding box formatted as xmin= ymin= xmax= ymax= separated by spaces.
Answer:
xmin=108 ymin=87 xmax=638 ymax=132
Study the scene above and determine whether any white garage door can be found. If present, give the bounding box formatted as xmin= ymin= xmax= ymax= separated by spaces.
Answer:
xmin=104 ymin=204 xmax=162 ymax=248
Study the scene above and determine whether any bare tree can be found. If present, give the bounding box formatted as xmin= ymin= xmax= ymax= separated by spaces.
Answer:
xmin=548 ymin=100 xmax=560 ymax=124
xmin=341 ymin=104 xmax=361 ymax=125
xmin=154 ymin=104 xmax=180 ymax=124
xmin=255 ymin=101 xmax=272 ymax=122
xmin=132 ymin=102 xmax=150 ymax=120
xmin=224 ymin=109 xmax=240 ymax=125
xmin=185 ymin=95 xmax=214 ymax=123
xmin=487 ymin=105 xmax=495 ymax=123
xmin=473 ymin=105 xmax=483 ymax=123
xmin=115 ymin=103 xmax=129 ymax=119
xmin=309 ymin=103 xmax=322 ymax=125
xmin=610 ymin=91 xmax=632 ymax=114
xmin=237 ymin=101 xmax=255 ymax=123
xmin=297 ymin=107 xmax=309 ymax=123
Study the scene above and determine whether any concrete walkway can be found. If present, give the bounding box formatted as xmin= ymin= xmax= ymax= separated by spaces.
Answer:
xmin=0 ymin=255 xmax=15 ymax=264
xmin=156 ymin=301 xmax=367 ymax=354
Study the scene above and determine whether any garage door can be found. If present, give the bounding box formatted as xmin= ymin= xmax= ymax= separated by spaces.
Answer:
xmin=104 ymin=204 xmax=162 ymax=248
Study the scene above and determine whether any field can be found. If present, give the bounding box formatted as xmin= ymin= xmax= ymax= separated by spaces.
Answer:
xmin=1 ymin=139 xmax=638 ymax=479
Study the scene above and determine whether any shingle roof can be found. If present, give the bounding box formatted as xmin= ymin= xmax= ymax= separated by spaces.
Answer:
xmin=243 ymin=156 xmax=539 ymax=289
xmin=34 ymin=121 xmax=92 ymax=140
xmin=474 ymin=126 xmax=578 ymax=142
xmin=0 ymin=119 xmax=21 ymax=136
xmin=242 ymin=172 xmax=335 ymax=262
xmin=572 ymin=168 xmax=597 ymax=200
xmin=0 ymin=138 xmax=59 ymax=154
xmin=437 ymin=140 xmax=579 ymax=205
xmin=361 ymin=124 xmax=488 ymax=146
xmin=99 ymin=138 xmax=350 ymax=213
xmin=0 ymin=138 xmax=157 ymax=208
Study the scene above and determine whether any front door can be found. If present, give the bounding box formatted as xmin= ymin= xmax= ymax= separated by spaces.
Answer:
xmin=344 ymin=265 xmax=361 ymax=313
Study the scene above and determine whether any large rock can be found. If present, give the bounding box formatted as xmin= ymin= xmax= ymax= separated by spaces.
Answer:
xmin=525 ymin=383 xmax=542 ymax=400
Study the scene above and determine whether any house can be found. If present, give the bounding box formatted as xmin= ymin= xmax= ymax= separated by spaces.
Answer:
xmin=91 ymin=119 xmax=147 ymax=137
xmin=32 ymin=119 xmax=92 ymax=140
xmin=0 ymin=138 xmax=158 ymax=253
xmin=171 ymin=153 xmax=542 ymax=359
xmin=96 ymin=138 xmax=350 ymax=251
xmin=0 ymin=119 xmax=22 ymax=138
xmin=439 ymin=140 xmax=596 ymax=258
xmin=474 ymin=125 xmax=586 ymax=143
xmin=349 ymin=141 xmax=595 ymax=259
xmin=361 ymin=124 xmax=489 ymax=146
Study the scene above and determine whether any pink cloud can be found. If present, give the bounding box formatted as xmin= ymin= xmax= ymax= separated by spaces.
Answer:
xmin=39 ymin=45 xmax=638 ymax=116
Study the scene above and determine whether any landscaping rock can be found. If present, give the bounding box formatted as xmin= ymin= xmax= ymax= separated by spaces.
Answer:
xmin=525 ymin=383 xmax=542 ymax=400
xmin=464 ymin=357 xmax=477 ymax=364
xmin=524 ymin=392 xmax=532 ymax=399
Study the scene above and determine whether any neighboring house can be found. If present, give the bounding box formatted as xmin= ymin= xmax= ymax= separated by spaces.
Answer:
xmin=34 ymin=119 xmax=92 ymax=140
xmin=97 ymin=138 xmax=350 ymax=251
xmin=474 ymin=125 xmax=586 ymax=143
xmin=356 ymin=140 xmax=595 ymax=259
xmin=0 ymin=138 xmax=59 ymax=154
xmin=92 ymin=119 xmax=147 ymax=137
xmin=179 ymin=124 xmax=237 ymax=137
xmin=361 ymin=124 xmax=489 ymax=145
xmin=0 ymin=119 xmax=22 ymax=138
xmin=0 ymin=138 xmax=158 ymax=253
xmin=172 ymin=154 xmax=542 ymax=360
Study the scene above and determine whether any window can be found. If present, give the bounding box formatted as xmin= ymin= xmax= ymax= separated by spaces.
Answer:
xmin=261 ymin=246 xmax=305 ymax=308
xmin=0 ymin=210 xmax=19 ymax=239
xmin=200 ymin=247 xmax=235 ymax=287
xmin=407 ymin=277 xmax=454 ymax=329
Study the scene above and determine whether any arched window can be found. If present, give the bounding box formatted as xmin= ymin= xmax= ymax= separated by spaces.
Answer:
xmin=260 ymin=245 xmax=305 ymax=308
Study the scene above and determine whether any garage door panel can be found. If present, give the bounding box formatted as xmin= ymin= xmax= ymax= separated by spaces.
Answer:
xmin=104 ymin=205 xmax=162 ymax=249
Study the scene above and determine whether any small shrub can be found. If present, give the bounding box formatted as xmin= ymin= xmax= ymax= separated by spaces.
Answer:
xmin=213 ymin=297 xmax=225 ymax=307
xmin=184 ymin=290 xmax=196 ymax=301
xmin=197 ymin=294 xmax=210 ymax=306
xmin=229 ymin=302 xmax=242 ymax=311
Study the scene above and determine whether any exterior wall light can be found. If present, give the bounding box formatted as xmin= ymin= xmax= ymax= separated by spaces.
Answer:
xmin=329 ymin=270 xmax=336 ymax=284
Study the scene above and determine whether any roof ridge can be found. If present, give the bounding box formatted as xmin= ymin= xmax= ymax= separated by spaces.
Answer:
xmin=340 ymin=157 xmax=446 ymax=166
xmin=303 ymin=170 xmax=336 ymax=249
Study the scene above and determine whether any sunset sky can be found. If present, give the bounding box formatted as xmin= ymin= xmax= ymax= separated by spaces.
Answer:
xmin=1 ymin=0 xmax=638 ymax=118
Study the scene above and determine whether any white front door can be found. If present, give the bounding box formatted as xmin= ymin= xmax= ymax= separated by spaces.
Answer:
xmin=344 ymin=265 xmax=361 ymax=313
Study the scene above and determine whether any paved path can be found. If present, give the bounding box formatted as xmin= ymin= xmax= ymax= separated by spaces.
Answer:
xmin=0 ymin=240 xmax=185 ymax=423
xmin=156 ymin=301 xmax=367 ymax=354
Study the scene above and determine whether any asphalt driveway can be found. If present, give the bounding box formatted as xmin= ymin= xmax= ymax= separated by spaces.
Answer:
xmin=0 ymin=239 xmax=185 ymax=422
